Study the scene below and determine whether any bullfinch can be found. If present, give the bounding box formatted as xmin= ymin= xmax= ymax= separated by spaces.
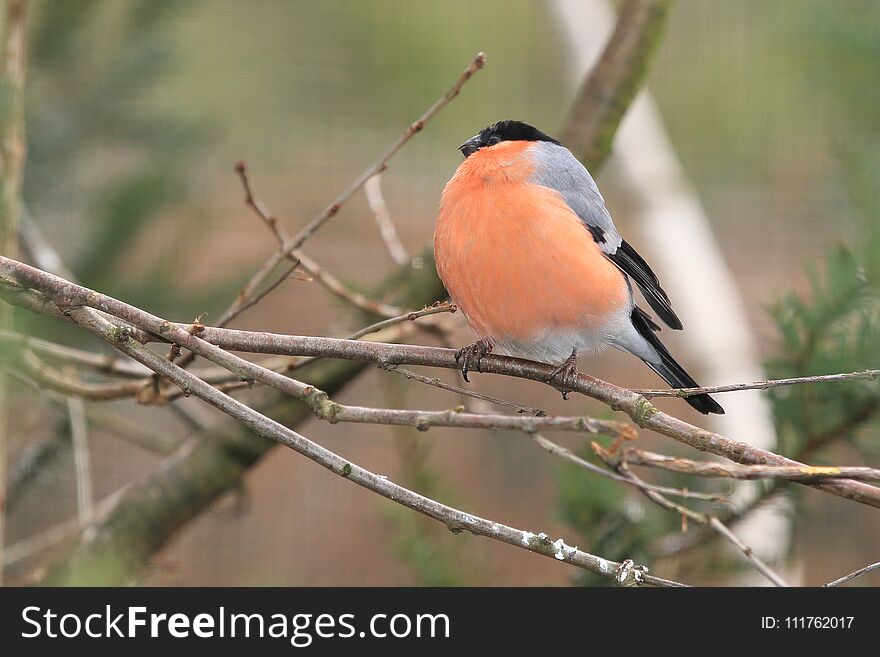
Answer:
xmin=433 ymin=120 xmax=724 ymax=415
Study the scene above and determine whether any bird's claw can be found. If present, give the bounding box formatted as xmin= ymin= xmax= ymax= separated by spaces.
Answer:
xmin=548 ymin=349 xmax=579 ymax=400
xmin=455 ymin=340 xmax=492 ymax=382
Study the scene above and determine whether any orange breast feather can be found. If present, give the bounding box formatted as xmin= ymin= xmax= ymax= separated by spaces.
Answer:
xmin=434 ymin=143 xmax=627 ymax=344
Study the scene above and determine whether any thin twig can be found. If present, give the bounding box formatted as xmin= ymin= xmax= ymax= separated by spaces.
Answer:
xmin=0 ymin=329 xmax=149 ymax=377
xmin=348 ymin=301 xmax=456 ymax=340
xmin=3 ymin=490 xmax=123 ymax=570
xmin=365 ymin=173 xmax=410 ymax=265
xmin=531 ymin=433 xmax=727 ymax=503
xmin=635 ymin=370 xmax=880 ymax=398
xmin=20 ymin=349 xmax=144 ymax=400
xmin=824 ymin=561 xmax=880 ymax=587
xmin=235 ymin=161 xmax=285 ymax=244
xmin=0 ymin=329 xmax=287 ymax=390
xmin=66 ymin=394 xmax=93 ymax=525
xmin=707 ymin=516 xmax=789 ymax=587
xmin=234 ymin=161 xmax=404 ymax=319
xmin=383 ymin=364 xmax=546 ymax=416
xmin=593 ymin=444 xmax=790 ymax=587
xmin=321 ymin=404 xmax=628 ymax=436
xmin=295 ymin=250 xmax=403 ymax=318
xmin=622 ymin=447 xmax=880 ymax=483
xmin=208 ymin=51 xmax=486 ymax=333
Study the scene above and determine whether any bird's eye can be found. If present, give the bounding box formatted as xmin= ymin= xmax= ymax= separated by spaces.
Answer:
xmin=487 ymin=135 xmax=501 ymax=146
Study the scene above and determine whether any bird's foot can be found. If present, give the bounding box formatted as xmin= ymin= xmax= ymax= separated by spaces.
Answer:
xmin=548 ymin=349 xmax=579 ymax=400
xmin=455 ymin=340 xmax=492 ymax=382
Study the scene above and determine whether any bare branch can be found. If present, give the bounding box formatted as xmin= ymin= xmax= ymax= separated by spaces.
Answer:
xmin=347 ymin=301 xmax=456 ymax=340
xmin=2 ymin=256 xmax=879 ymax=510
xmin=66 ymin=395 xmax=94 ymax=525
xmin=19 ymin=348 xmax=144 ymax=400
xmin=636 ymin=370 xmax=880 ymax=398
xmin=824 ymin=561 xmax=880 ymax=587
xmin=234 ymin=160 xmax=285 ymax=244
xmin=209 ymin=51 xmax=486 ymax=332
xmin=365 ymin=173 xmax=410 ymax=265
xmin=0 ymin=328 xmax=149 ymax=377
xmin=621 ymin=448 xmax=880 ymax=483
xmin=383 ymin=364 xmax=546 ymax=416
xmin=61 ymin=302 xmax=682 ymax=587
xmin=531 ymin=433 xmax=726 ymax=503
xmin=234 ymin=161 xmax=405 ymax=319
xmin=0 ymin=329 xmax=294 ymax=394
xmin=593 ymin=444 xmax=789 ymax=587
xmin=314 ymin=403 xmax=628 ymax=437
xmin=559 ymin=0 xmax=673 ymax=169
xmin=295 ymin=250 xmax=404 ymax=318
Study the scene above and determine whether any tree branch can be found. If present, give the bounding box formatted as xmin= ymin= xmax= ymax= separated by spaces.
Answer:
xmin=531 ymin=433 xmax=725 ymax=503
xmin=49 ymin=302 xmax=684 ymax=587
xmin=203 ymin=51 xmax=486 ymax=334
xmin=383 ymin=364 xmax=546 ymax=416
xmin=347 ymin=301 xmax=455 ymax=340
xmin=593 ymin=444 xmax=789 ymax=586
xmin=365 ymin=173 xmax=410 ymax=265
xmin=66 ymin=394 xmax=94 ymax=525
xmin=824 ymin=561 xmax=880 ymax=587
xmin=620 ymin=447 xmax=880 ymax=483
xmin=3 ymin=256 xmax=879 ymax=512
xmin=635 ymin=370 xmax=880 ymax=398
xmin=558 ymin=0 xmax=673 ymax=169
xmin=234 ymin=160 xmax=407 ymax=319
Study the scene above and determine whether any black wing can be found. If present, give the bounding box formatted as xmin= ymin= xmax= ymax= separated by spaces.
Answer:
xmin=608 ymin=239 xmax=682 ymax=330
xmin=630 ymin=307 xmax=723 ymax=415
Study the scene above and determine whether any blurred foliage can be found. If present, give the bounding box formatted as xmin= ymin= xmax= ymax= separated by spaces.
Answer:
xmin=767 ymin=243 xmax=880 ymax=459
xmin=4 ymin=1 xmax=210 ymax=531
xmin=767 ymin=0 xmax=880 ymax=462
xmin=24 ymin=0 xmax=205 ymax=314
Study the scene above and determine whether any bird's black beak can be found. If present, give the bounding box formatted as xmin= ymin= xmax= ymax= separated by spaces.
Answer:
xmin=458 ymin=136 xmax=481 ymax=158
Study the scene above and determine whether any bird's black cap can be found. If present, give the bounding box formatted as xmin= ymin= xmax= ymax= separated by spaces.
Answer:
xmin=459 ymin=120 xmax=560 ymax=157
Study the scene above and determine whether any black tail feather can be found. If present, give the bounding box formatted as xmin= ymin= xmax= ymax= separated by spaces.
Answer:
xmin=630 ymin=308 xmax=724 ymax=415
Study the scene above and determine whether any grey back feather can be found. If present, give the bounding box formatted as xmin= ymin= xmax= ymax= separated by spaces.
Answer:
xmin=527 ymin=142 xmax=622 ymax=253
xmin=528 ymin=141 xmax=683 ymax=330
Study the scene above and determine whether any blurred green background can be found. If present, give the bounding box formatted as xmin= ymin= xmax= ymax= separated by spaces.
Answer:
xmin=3 ymin=0 xmax=879 ymax=585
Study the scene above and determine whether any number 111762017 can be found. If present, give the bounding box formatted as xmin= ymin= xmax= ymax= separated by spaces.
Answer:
xmin=762 ymin=617 xmax=854 ymax=629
